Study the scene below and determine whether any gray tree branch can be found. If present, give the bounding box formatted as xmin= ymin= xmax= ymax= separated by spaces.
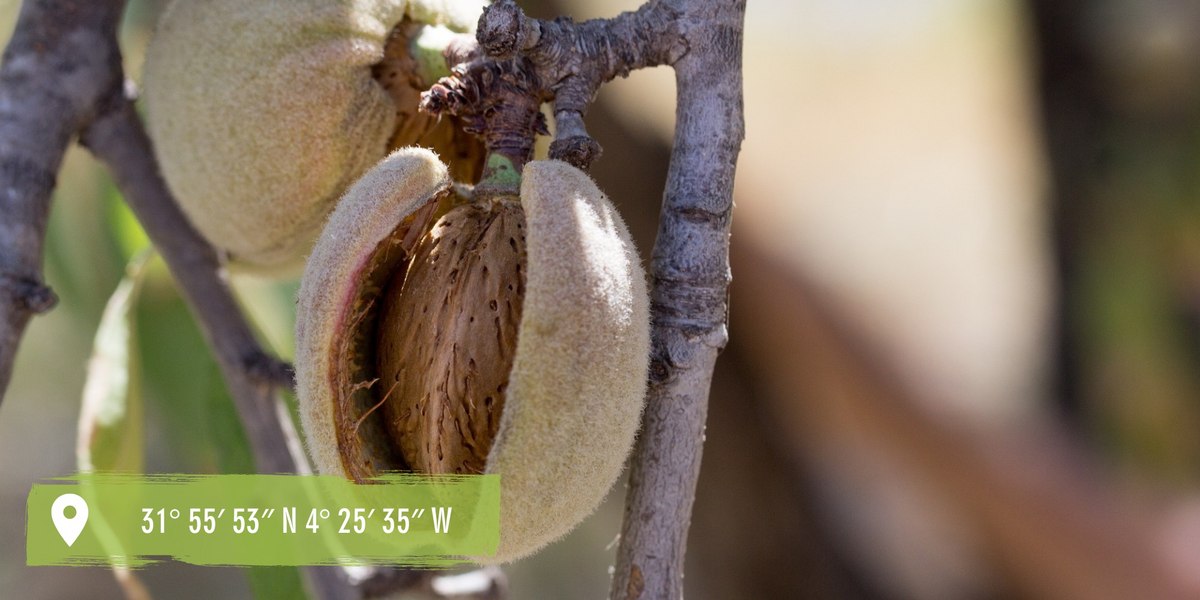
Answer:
xmin=0 ymin=0 xmax=124 ymax=402
xmin=611 ymin=0 xmax=745 ymax=597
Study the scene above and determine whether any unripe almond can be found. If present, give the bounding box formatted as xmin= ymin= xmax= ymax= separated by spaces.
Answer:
xmin=142 ymin=0 xmax=485 ymax=273
xmin=295 ymin=148 xmax=650 ymax=562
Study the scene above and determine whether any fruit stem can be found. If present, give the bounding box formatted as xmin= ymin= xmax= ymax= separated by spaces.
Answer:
xmin=420 ymin=58 xmax=548 ymax=175
xmin=475 ymin=152 xmax=522 ymax=197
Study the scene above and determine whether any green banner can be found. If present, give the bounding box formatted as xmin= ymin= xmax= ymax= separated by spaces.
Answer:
xmin=27 ymin=474 xmax=500 ymax=568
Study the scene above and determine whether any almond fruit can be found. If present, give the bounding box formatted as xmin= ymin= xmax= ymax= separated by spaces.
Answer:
xmin=295 ymin=148 xmax=649 ymax=562
xmin=142 ymin=0 xmax=485 ymax=273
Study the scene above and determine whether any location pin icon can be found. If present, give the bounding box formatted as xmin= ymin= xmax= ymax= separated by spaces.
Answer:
xmin=51 ymin=493 xmax=89 ymax=547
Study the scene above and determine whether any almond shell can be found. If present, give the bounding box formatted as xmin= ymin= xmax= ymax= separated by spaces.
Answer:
xmin=295 ymin=150 xmax=650 ymax=562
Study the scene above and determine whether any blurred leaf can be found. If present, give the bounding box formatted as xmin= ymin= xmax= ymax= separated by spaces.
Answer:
xmin=245 ymin=567 xmax=307 ymax=600
xmin=76 ymin=251 xmax=153 ymax=600
xmin=203 ymin=358 xmax=255 ymax=475
xmin=78 ymin=251 xmax=150 ymax=473
xmin=136 ymin=272 xmax=223 ymax=472
xmin=44 ymin=153 xmax=126 ymax=323
xmin=232 ymin=275 xmax=299 ymax=361
xmin=106 ymin=186 xmax=151 ymax=261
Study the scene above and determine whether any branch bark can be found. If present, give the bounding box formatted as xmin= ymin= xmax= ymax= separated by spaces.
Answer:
xmin=477 ymin=0 xmax=683 ymax=168
xmin=427 ymin=0 xmax=685 ymax=170
xmin=611 ymin=0 xmax=745 ymax=597
xmin=0 ymin=0 xmax=124 ymax=403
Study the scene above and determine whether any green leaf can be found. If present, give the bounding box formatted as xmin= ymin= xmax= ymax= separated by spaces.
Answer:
xmin=246 ymin=567 xmax=308 ymax=600
xmin=105 ymin=186 xmax=151 ymax=262
xmin=136 ymin=269 xmax=223 ymax=473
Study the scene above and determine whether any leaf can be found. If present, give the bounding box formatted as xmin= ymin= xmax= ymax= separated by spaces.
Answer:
xmin=136 ymin=273 xmax=223 ymax=473
xmin=105 ymin=185 xmax=151 ymax=262
xmin=78 ymin=250 xmax=150 ymax=473
xmin=129 ymin=262 xmax=308 ymax=599
xmin=82 ymin=252 xmax=309 ymax=598
xmin=76 ymin=251 xmax=153 ymax=600
xmin=246 ymin=567 xmax=308 ymax=600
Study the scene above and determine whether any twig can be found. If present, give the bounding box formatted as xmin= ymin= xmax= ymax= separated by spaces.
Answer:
xmin=425 ymin=0 xmax=684 ymax=170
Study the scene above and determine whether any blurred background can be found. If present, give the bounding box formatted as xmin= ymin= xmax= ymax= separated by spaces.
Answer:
xmin=3 ymin=0 xmax=1200 ymax=598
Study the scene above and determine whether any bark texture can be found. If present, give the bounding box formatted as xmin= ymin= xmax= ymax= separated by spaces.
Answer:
xmin=611 ymin=0 xmax=745 ymax=596
xmin=0 ymin=0 xmax=124 ymax=402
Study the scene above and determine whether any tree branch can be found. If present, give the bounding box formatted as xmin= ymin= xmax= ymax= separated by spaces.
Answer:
xmin=425 ymin=0 xmax=685 ymax=170
xmin=611 ymin=0 xmax=744 ymax=597
xmin=480 ymin=0 xmax=683 ymax=168
xmin=0 ymin=0 xmax=124 ymax=403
